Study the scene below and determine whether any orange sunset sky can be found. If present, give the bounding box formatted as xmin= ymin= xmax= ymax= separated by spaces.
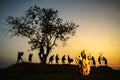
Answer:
xmin=0 ymin=0 xmax=120 ymax=68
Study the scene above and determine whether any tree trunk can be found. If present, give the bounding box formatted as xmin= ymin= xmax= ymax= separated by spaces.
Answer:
xmin=38 ymin=52 xmax=47 ymax=64
xmin=42 ymin=56 xmax=47 ymax=64
xmin=38 ymin=47 xmax=48 ymax=64
xmin=38 ymin=45 xmax=51 ymax=64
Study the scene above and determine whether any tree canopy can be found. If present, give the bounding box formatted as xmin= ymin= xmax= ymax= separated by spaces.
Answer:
xmin=6 ymin=5 xmax=79 ymax=63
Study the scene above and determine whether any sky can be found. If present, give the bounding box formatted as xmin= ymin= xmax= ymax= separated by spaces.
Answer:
xmin=0 ymin=0 xmax=120 ymax=68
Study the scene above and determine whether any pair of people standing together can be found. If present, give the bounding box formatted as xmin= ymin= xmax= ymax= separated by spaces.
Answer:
xmin=17 ymin=52 xmax=33 ymax=63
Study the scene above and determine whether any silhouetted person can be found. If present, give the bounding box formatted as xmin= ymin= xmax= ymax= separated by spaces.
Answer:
xmin=98 ymin=53 xmax=108 ymax=66
xmin=91 ymin=56 xmax=96 ymax=66
xmin=55 ymin=54 xmax=59 ymax=64
xmin=68 ymin=55 xmax=73 ymax=64
xmin=49 ymin=55 xmax=54 ymax=64
xmin=75 ymin=56 xmax=82 ymax=67
xmin=17 ymin=51 xmax=24 ymax=63
xmin=80 ymin=50 xmax=86 ymax=59
xmin=62 ymin=55 xmax=66 ymax=64
xmin=78 ymin=56 xmax=82 ymax=65
xmin=98 ymin=53 xmax=103 ymax=66
xmin=98 ymin=56 xmax=101 ymax=66
xmin=103 ymin=57 xmax=107 ymax=66
xmin=29 ymin=53 xmax=33 ymax=63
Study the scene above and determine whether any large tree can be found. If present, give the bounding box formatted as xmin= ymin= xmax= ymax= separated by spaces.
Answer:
xmin=6 ymin=5 xmax=79 ymax=64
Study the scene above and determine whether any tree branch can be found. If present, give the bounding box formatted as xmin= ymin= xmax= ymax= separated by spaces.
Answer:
xmin=51 ymin=36 xmax=58 ymax=47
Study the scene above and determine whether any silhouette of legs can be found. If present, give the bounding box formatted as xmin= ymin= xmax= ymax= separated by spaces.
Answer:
xmin=92 ymin=56 xmax=96 ymax=66
xmin=48 ymin=55 xmax=54 ymax=64
xmin=55 ymin=54 xmax=59 ymax=64
xmin=103 ymin=57 xmax=107 ymax=66
xmin=68 ymin=55 xmax=73 ymax=64
xmin=29 ymin=53 xmax=33 ymax=63
xmin=62 ymin=55 xmax=66 ymax=64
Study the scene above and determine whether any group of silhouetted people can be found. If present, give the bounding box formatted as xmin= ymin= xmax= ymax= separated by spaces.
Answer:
xmin=74 ymin=50 xmax=108 ymax=76
xmin=88 ymin=54 xmax=108 ymax=66
xmin=87 ymin=54 xmax=108 ymax=66
xmin=88 ymin=55 xmax=96 ymax=66
xmin=16 ymin=51 xmax=74 ymax=64
xmin=16 ymin=50 xmax=108 ymax=66
xmin=75 ymin=50 xmax=108 ymax=67
xmin=98 ymin=54 xmax=107 ymax=66
xmin=48 ymin=54 xmax=73 ymax=64
xmin=17 ymin=51 xmax=33 ymax=63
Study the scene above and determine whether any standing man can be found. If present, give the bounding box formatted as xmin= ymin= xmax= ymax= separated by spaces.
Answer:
xmin=55 ymin=54 xmax=59 ymax=64
xmin=17 ymin=51 xmax=24 ymax=63
xmin=29 ymin=53 xmax=33 ymax=63
xmin=62 ymin=55 xmax=66 ymax=64
xmin=49 ymin=55 xmax=54 ymax=64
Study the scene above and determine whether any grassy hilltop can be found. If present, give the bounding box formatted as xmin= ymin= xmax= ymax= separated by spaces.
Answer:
xmin=0 ymin=62 xmax=120 ymax=80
